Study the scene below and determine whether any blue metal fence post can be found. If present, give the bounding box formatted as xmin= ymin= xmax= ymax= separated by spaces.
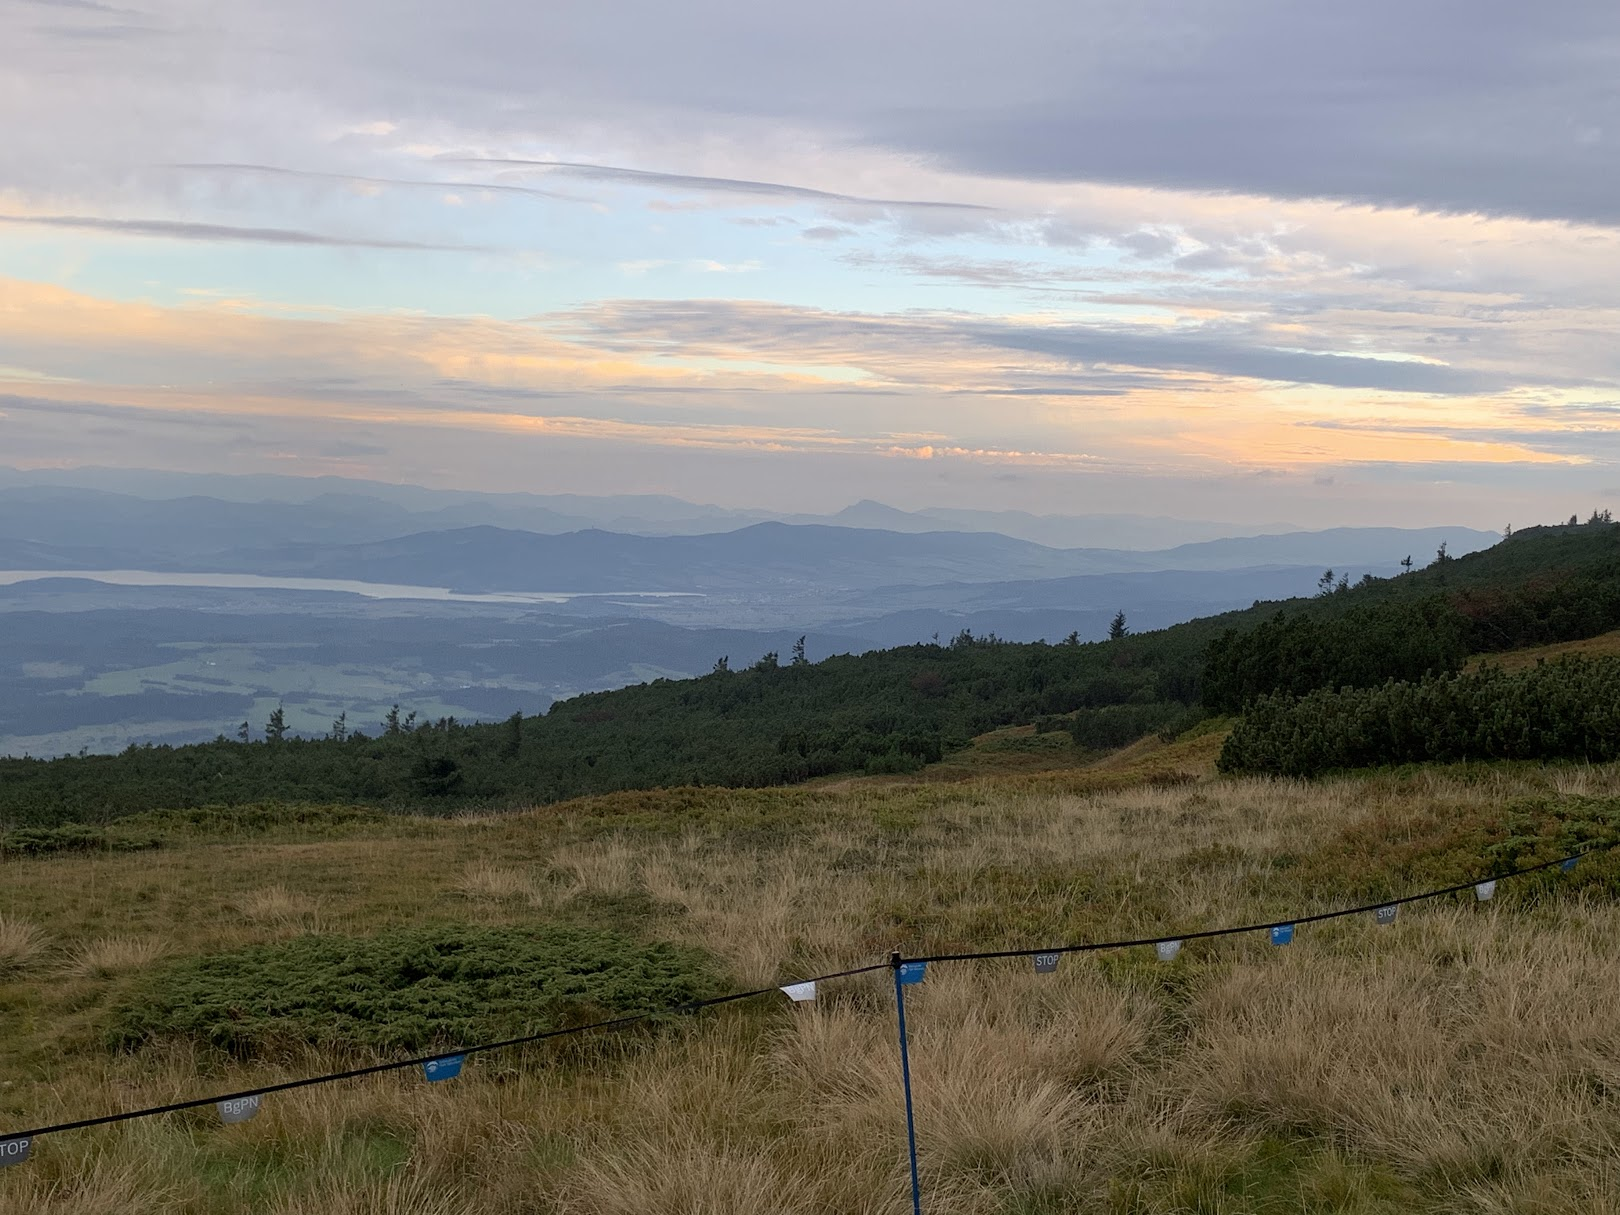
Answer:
xmin=891 ymin=950 xmax=924 ymax=1215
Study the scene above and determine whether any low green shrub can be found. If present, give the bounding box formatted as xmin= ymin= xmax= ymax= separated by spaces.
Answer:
xmin=106 ymin=923 xmax=723 ymax=1057
xmin=864 ymin=751 xmax=926 ymax=775
xmin=121 ymin=803 xmax=388 ymax=836
xmin=0 ymin=822 xmax=161 ymax=856
xmin=1154 ymin=705 xmax=1210 ymax=743
xmin=1483 ymin=796 xmax=1620 ymax=871
xmin=1069 ymin=702 xmax=1187 ymax=751
xmin=1220 ymin=656 xmax=1620 ymax=777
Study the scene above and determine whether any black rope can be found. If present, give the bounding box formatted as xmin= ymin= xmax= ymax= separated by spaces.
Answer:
xmin=3 ymin=839 xmax=1610 ymax=1146
xmin=909 ymin=841 xmax=1613 ymax=964
xmin=0 ymin=961 xmax=888 ymax=1142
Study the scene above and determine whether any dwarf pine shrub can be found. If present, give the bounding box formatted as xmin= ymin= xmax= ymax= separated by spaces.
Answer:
xmin=106 ymin=923 xmax=722 ymax=1057
xmin=1219 ymin=656 xmax=1620 ymax=777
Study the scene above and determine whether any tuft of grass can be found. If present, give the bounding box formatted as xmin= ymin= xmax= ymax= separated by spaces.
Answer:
xmin=0 ymin=912 xmax=48 ymax=974
xmin=452 ymin=861 xmax=535 ymax=902
xmin=61 ymin=935 xmax=168 ymax=979
xmin=564 ymin=1141 xmax=819 ymax=1215
xmin=231 ymin=885 xmax=321 ymax=925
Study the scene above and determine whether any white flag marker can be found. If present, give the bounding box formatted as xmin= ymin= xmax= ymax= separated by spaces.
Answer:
xmin=780 ymin=981 xmax=817 ymax=1002
xmin=217 ymin=1095 xmax=262 ymax=1124
xmin=1475 ymin=880 xmax=1497 ymax=901
xmin=1156 ymin=940 xmax=1182 ymax=962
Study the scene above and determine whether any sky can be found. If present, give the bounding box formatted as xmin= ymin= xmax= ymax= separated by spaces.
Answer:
xmin=2 ymin=0 xmax=1618 ymax=529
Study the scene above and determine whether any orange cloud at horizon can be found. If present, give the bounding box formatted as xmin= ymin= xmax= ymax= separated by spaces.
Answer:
xmin=0 ymin=276 xmax=1592 ymax=476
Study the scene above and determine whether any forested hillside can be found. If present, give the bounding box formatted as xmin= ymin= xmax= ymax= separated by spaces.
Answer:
xmin=0 ymin=627 xmax=1211 ymax=825
xmin=5 ymin=519 xmax=1620 ymax=824
xmin=1200 ymin=524 xmax=1620 ymax=710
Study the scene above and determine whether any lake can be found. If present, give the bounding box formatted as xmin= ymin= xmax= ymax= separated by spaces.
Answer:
xmin=0 ymin=569 xmax=700 ymax=605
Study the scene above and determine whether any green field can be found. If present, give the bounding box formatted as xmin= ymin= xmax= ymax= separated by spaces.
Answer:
xmin=2 ymin=639 xmax=550 ymax=759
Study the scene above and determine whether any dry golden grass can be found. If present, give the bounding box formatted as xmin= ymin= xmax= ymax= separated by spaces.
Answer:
xmin=0 ymin=913 xmax=47 ymax=975
xmin=451 ymin=861 xmax=535 ymax=903
xmin=1470 ymin=627 xmax=1620 ymax=672
xmin=59 ymin=935 xmax=168 ymax=979
xmin=3 ymin=760 xmax=1620 ymax=1212
xmin=551 ymin=835 xmax=640 ymax=897
xmin=230 ymin=885 xmax=320 ymax=925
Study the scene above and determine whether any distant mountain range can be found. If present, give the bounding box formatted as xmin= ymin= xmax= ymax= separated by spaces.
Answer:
xmin=0 ymin=467 xmax=1506 ymax=757
xmin=205 ymin=522 xmax=1485 ymax=594
xmin=0 ymin=479 xmax=1498 ymax=593
xmin=0 ymin=467 xmax=1294 ymax=549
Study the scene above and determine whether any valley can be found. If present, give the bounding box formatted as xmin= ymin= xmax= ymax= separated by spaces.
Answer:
xmin=0 ymin=474 xmax=1490 ymax=758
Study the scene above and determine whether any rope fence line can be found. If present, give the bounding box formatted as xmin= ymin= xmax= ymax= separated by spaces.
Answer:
xmin=907 ymin=842 xmax=1607 ymax=965
xmin=1 ymin=838 xmax=1614 ymax=1171
xmin=0 ymin=961 xmax=890 ymax=1144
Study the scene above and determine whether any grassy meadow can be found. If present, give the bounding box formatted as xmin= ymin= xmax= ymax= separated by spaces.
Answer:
xmin=1469 ymin=626 xmax=1620 ymax=672
xmin=3 ymin=734 xmax=1620 ymax=1213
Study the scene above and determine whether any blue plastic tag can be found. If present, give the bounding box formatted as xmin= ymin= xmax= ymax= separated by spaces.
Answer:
xmin=1561 ymin=857 xmax=1579 ymax=873
xmin=897 ymin=961 xmax=927 ymax=985
xmin=0 ymin=1137 xmax=30 ymax=1169
xmin=1270 ymin=924 xmax=1294 ymax=946
xmin=422 ymin=1054 xmax=465 ymax=1082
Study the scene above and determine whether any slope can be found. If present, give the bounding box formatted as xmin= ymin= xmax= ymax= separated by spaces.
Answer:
xmin=1 ymin=756 xmax=1617 ymax=1213
xmin=3 ymin=520 xmax=1616 ymax=825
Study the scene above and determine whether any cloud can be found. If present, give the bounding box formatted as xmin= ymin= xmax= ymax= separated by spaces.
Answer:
xmin=16 ymin=0 xmax=141 ymax=11
xmin=0 ymin=391 xmax=250 ymax=430
xmin=284 ymin=2 xmax=1620 ymax=225
xmin=5 ymin=1 xmax=1617 ymax=230
xmin=313 ymin=438 xmax=390 ymax=457
xmin=863 ymin=1 xmax=1620 ymax=226
xmin=615 ymin=258 xmax=759 ymax=275
xmin=561 ymin=297 xmax=1519 ymax=396
xmin=441 ymin=158 xmax=994 ymax=212
xmin=980 ymin=386 xmax=1131 ymax=398
xmin=694 ymin=259 xmax=760 ymax=273
xmin=979 ymin=326 xmax=1510 ymax=395
xmin=1118 ymin=230 xmax=1179 ymax=260
xmin=1 ymin=263 xmax=1612 ymax=530
xmin=1302 ymin=416 xmax=1620 ymax=458
xmin=167 ymin=161 xmax=589 ymax=203
xmin=0 ymin=214 xmax=481 ymax=251
xmin=31 ymin=21 xmax=159 ymax=39
xmin=3 ymin=0 xmax=1617 ymax=531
